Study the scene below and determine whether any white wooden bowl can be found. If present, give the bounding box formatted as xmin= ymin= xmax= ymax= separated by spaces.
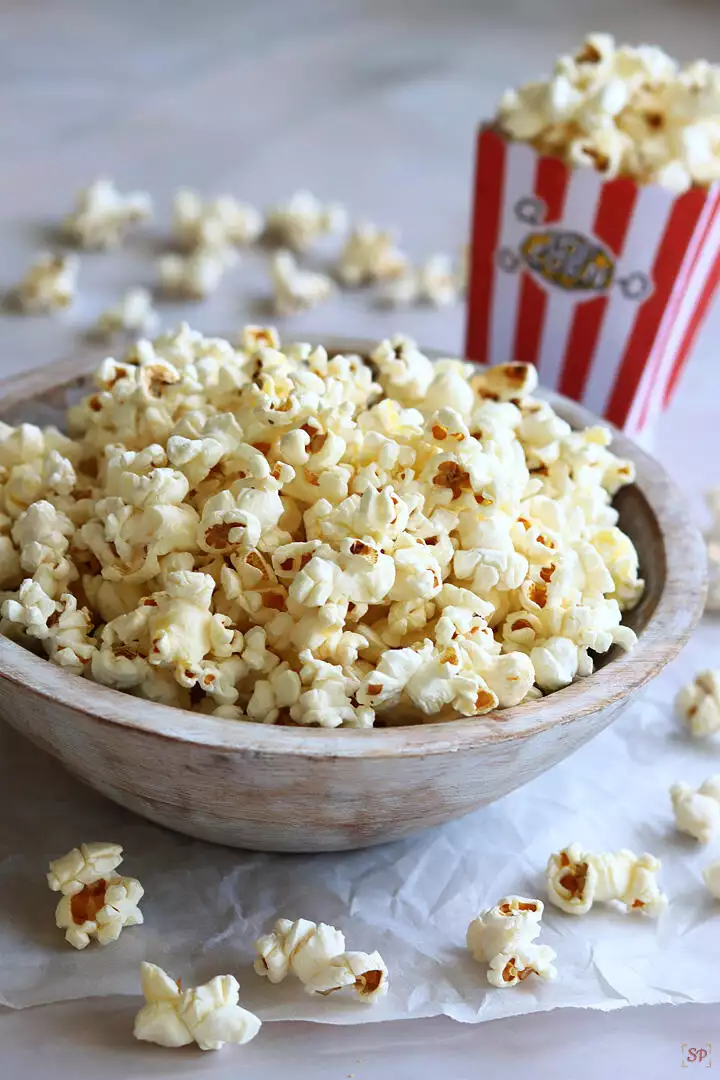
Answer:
xmin=0 ymin=339 xmax=707 ymax=851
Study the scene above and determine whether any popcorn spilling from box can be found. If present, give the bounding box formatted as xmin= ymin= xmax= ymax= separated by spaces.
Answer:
xmin=467 ymin=33 xmax=720 ymax=435
xmin=0 ymin=325 xmax=643 ymax=726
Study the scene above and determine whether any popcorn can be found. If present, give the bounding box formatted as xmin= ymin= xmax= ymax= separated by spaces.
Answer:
xmin=134 ymin=962 xmax=262 ymax=1051
xmin=703 ymin=860 xmax=720 ymax=900
xmin=670 ymin=776 xmax=720 ymax=843
xmin=254 ymin=918 xmax=388 ymax=1003
xmin=93 ymin=288 xmax=160 ymax=339
xmin=378 ymin=254 xmax=461 ymax=308
xmin=47 ymin=842 xmax=143 ymax=949
xmin=173 ymin=189 xmax=263 ymax=249
xmin=63 ymin=178 xmax=151 ymax=248
xmin=547 ymin=843 xmax=667 ymax=917
xmin=338 ymin=225 xmax=408 ymax=286
xmin=467 ymin=896 xmax=557 ymax=989
xmin=496 ymin=34 xmax=720 ymax=190
xmin=269 ymin=250 xmax=334 ymax=315
xmin=265 ymin=190 xmax=347 ymax=250
xmin=0 ymin=327 xmax=640 ymax=726
xmin=676 ymin=671 xmax=720 ymax=737
xmin=158 ymin=246 xmax=238 ymax=299
xmin=13 ymin=253 xmax=78 ymax=313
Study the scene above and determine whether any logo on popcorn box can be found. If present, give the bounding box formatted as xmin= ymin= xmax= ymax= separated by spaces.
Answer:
xmin=497 ymin=196 xmax=650 ymax=300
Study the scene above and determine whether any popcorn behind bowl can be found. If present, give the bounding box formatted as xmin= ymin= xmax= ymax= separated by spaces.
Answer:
xmin=0 ymin=335 xmax=706 ymax=852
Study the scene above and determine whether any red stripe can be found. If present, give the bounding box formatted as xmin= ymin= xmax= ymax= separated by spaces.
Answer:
xmin=465 ymin=128 xmax=506 ymax=363
xmin=559 ymin=177 xmax=639 ymax=400
xmin=511 ymin=154 xmax=570 ymax=366
xmin=605 ymin=187 xmax=710 ymax=428
xmin=634 ymin=188 xmax=720 ymax=430
xmin=663 ymin=241 xmax=720 ymax=407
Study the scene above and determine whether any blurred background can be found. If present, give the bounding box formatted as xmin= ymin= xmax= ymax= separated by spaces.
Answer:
xmin=0 ymin=0 xmax=718 ymax=506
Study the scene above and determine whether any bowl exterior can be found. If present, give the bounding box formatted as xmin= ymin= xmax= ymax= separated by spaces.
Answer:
xmin=0 ymin=675 xmax=628 ymax=851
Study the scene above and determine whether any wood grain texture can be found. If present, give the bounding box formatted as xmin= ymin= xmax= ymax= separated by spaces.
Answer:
xmin=0 ymin=338 xmax=707 ymax=850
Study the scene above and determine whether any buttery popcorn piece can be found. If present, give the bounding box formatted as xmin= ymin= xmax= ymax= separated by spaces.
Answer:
xmin=93 ymin=288 xmax=160 ymax=339
xmin=254 ymin=918 xmax=388 ymax=1003
xmin=63 ymin=178 xmax=152 ymax=248
xmin=134 ymin=962 xmax=261 ymax=1051
xmin=158 ymin=246 xmax=238 ymax=299
xmin=676 ymin=671 xmax=720 ymax=737
xmin=270 ymin=250 xmax=334 ymax=315
xmin=265 ymin=190 xmax=347 ymax=250
xmin=467 ymin=895 xmax=556 ymax=989
xmin=487 ymin=944 xmax=558 ymax=988
xmin=13 ymin=253 xmax=78 ymax=313
xmin=497 ymin=34 xmax=720 ymax=190
xmin=378 ymin=254 xmax=461 ymax=308
xmin=671 ymin=776 xmax=720 ymax=843
xmin=173 ymin=189 xmax=263 ymax=250
xmin=338 ymin=224 xmax=408 ymax=286
xmin=547 ymin=842 xmax=667 ymax=917
xmin=47 ymin=840 xmax=144 ymax=949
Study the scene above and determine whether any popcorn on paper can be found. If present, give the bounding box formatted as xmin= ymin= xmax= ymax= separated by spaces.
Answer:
xmin=0 ymin=325 xmax=642 ymax=726
xmin=254 ymin=918 xmax=388 ymax=1003
xmin=63 ymin=178 xmax=152 ymax=249
xmin=671 ymin=776 xmax=720 ymax=842
xmin=93 ymin=288 xmax=160 ymax=339
xmin=134 ymin=962 xmax=262 ymax=1051
xmin=467 ymin=895 xmax=556 ymax=989
xmin=547 ymin=842 xmax=667 ymax=917
xmin=47 ymin=841 xmax=144 ymax=949
xmin=13 ymin=253 xmax=78 ymax=313
xmin=676 ymin=671 xmax=720 ymax=737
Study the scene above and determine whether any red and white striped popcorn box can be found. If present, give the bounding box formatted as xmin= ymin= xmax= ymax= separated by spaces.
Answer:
xmin=466 ymin=126 xmax=720 ymax=435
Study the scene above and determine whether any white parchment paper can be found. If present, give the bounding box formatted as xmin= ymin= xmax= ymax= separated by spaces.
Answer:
xmin=1 ymin=617 xmax=719 ymax=1026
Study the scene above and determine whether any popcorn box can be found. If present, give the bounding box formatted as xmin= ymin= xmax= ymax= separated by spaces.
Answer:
xmin=466 ymin=127 xmax=720 ymax=434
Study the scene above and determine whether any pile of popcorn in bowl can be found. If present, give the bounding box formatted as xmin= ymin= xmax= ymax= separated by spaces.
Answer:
xmin=0 ymin=324 xmax=643 ymax=728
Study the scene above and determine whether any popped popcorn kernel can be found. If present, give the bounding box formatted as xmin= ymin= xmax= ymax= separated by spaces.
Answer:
xmin=47 ymin=841 xmax=144 ymax=949
xmin=134 ymin=962 xmax=261 ymax=1051
xmin=93 ymin=288 xmax=160 ymax=339
xmin=158 ymin=246 xmax=238 ymax=299
xmin=63 ymin=178 xmax=151 ymax=249
xmin=547 ymin=842 xmax=667 ymax=917
xmin=265 ymin=191 xmax=347 ymax=251
xmin=12 ymin=253 xmax=78 ymax=313
xmin=270 ymin=250 xmax=334 ymax=315
xmin=676 ymin=670 xmax=720 ymax=737
xmin=670 ymin=776 xmax=720 ymax=843
xmin=467 ymin=895 xmax=557 ymax=989
xmin=173 ymin=189 xmax=263 ymax=250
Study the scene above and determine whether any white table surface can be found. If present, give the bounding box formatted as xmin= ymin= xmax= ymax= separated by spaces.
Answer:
xmin=1 ymin=2 xmax=719 ymax=1077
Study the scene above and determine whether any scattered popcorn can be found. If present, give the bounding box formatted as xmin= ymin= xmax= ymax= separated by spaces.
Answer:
xmin=63 ymin=178 xmax=152 ymax=249
xmin=496 ymin=34 xmax=720 ymax=191
xmin=47 ymin=841 xmax=144 ymax=948
xmin=547 ymin=842 xmax=667 ymax=917
xmin=703 ymin=859 xmax=720 ymax=899
xmin=270 ymin=250 xmax=334 ymax=315
xmin=671 ymin=776 xmax=720 ymax=842
xmin=0 ymin=328 xmax=641 ymax=726
xmin=158 ymin=246 xmax=238 ymax=299
xmin=134 ymin=962 xmax=262 ymax=1051
xmin=265 ymin=191 xmax=348 ymax=250
xmin=254 ymin=918 xmax=388 ymax=1003
xmin=467 ymin=895 xmax=556 ymax=989
xmin=173 ymin=189 xmax=263 ymax=250
xmin=338 ymin=225 xmax=408 ymax=286
xmin=93 ymin=287 xmax=160 ymax=339
xmin=676 ymin=671 xmax=720 ymax=737
xmin=12 ymin=253 xmax=78 ymax=313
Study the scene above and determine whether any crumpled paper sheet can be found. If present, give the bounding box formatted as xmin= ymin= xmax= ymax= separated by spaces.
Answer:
xmin=1 ymin=617 xmax=719 ymax=1026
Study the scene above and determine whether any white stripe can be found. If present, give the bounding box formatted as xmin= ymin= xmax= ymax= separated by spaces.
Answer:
xmin=489 ymin=141 xmax=537 ymax=363
xmin=535 ymin=166 xmax=604 ymax=390
xmin=581 ymin=183 xmax=676 ymax=418
xmin=628 ymin=189 xmax=720 ymax=434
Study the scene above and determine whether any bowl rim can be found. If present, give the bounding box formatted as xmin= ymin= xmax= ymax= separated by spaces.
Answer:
xmin=0 ymin=335 xmax=707 ymax=759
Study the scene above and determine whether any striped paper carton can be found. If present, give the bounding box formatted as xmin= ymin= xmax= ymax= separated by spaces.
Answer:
xmin=466 ymin=126 xmax=720 ymax=435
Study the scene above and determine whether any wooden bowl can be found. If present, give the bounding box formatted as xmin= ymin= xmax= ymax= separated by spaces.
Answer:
xmin=0 ymin=338 xmax=707 ymax=851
